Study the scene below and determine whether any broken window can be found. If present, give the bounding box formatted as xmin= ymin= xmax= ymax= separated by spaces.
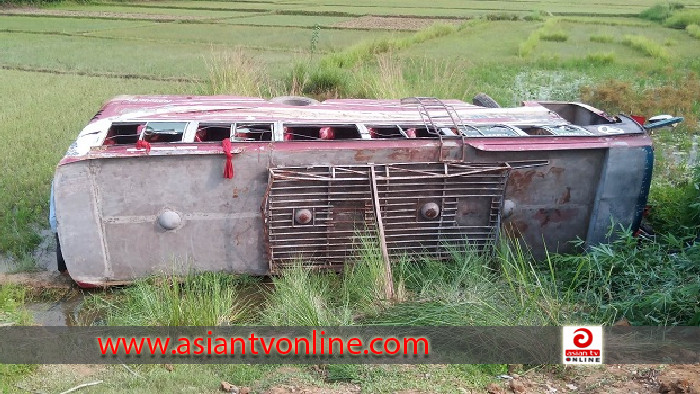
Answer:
xmin=196 ymin=124 xmax=231 ymax=142
xmin=103 ymin=123 xmax=143 ymax=145
xmin=283 ymin=125 xmax=361 ymax=141
xmin=367 ymin=126 xmax=405 ymax=138
xmin=234 ymin=123 xmax=273 ymax=142
xmin=141 ymin=122 xmax=187 ymax=143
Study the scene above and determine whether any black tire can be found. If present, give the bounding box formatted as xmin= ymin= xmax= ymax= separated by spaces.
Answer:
xmin=269 ymin=96 xmax=320 ymax=106
xmin=55 ymin=233 xmax=67 ymax=273
xmin=472 ymin=93 xmax=500 ymax=108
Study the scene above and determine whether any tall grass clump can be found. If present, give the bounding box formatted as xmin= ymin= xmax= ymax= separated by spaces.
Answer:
xmin=342 ymin=236 xmax=394 ymax=315
xmin=639 ymin=2 xmax=685 ymax=22
xmin=356 ymin=54 xmax=470 ymax=100
xmin=204 ymin=48 xmax=281 ymax=97
xmin=260 ymin=264 xmax=353 ymax=326
xmin=620 ymin=35 xmax=670 ymax=60
xmin=687 ymin=24 xmax=700 ymax=39
xmin=96 ymin=272 xmax=251 ymax=326
xmin=518 ymin=31 xmax=541 ymax=57
xmin=540 ymin=31 xmax=568 ymax=42
xmin=551 ymin=227 xmax=700 ymax=325
xmin=585 ymin=52 xmax=616 ymax=65
xmin=589 ymin=34 xmax=614 ymax=43
xmin=665 ymin=9 xmax=700 ymax=28
xmin=366 ymin=242 xmax=578 ymax=326
xmin=648 ymin=165 xmax=700 ymax=236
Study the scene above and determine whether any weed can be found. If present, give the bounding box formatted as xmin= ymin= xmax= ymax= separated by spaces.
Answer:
xmin=620 ymin=35 xmax=669 ymax=60
xmin=687 ymin=24 xmax=700 ymax=39
xmin=589 ymin=34 xmax=614 ymax=43
xmin=309 ymin=24 xmax=321 ymax=57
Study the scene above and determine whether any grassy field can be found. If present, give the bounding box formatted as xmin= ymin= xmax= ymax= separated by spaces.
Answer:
xmin=1 ymin=0 xmax=700 ymax=391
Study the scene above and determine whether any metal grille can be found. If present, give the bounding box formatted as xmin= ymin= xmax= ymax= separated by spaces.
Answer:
xmin=264 ymin=162 xmax=510 ymax=271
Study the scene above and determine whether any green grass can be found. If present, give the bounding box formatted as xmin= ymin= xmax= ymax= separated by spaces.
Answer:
xmin=666 ymin=9 xmax=700 ymax=28
xmin=53 ymin=4 xmax=258 ymax=18
xmin=620 ymin=34 xmax=670 ymax=60
xmin=88 ymin=272 xmax=254 ymax=325
xmin=0 ymin=284 xmax=31 ymax=325
xmin=0 ymin=69 xmax=189 ymax=257
xmin=589 ymin=33 xmax=615 ymax=43
xmin=0 ymin=285 xmax=35 ymax=392
xmin=0 ymin=16 xmax=154 ymax=33
xmin=585 ymin=52 xmax=616 ymax=64
xmin=84 ymin=23 xmax=407 ymax=51
xmin=540 ymin=31 xmax=569 ymax=41
xmin=687 ymin=24 xmax=700 ymax=38
xmin=639 ymin=2 xmax=685 ymax=22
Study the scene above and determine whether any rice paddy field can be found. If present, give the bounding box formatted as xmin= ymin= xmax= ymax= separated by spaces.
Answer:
xmin=1 ymin=0 xmax=700 ymax=392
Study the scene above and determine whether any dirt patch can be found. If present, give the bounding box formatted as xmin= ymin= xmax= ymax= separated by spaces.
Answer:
xmin=0 ymin=271 xmax=72 ymax=289
xmin=0 ymin=7 xmax=214 ymax=21
xmin=334 ymin=16 xmax=465 ymax=31
xmin=487 ymin=364 xmax=700 ymax=394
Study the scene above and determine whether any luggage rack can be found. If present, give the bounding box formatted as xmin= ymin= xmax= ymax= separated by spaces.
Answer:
xmin=401 ymin=97 xmax=528 ymax=138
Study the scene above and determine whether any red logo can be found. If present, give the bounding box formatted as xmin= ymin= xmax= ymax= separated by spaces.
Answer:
xmin=573 ymin=328 xmax=593 ymax=348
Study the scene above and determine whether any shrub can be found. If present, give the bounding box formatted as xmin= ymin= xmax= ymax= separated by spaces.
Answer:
xmin=639 ymin=2 xmax=685 ymax=22
xmin=580 ymin=73 xmax=700 ymax=133
xmin=665 ymin=9 xmax=700 ymax=28
xmin=687 ymin=24 xmax=700 ymax=38
xmin=589 ymin=34 xmax=615 ymax=43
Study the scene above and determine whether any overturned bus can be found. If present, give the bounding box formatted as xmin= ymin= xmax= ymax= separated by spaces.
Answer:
xmin=51 ymin=95 xmax=655 ymax=287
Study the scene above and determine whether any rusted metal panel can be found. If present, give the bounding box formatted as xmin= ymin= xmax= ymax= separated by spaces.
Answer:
xmin=263 ymin=162 xmax=511 ymax=271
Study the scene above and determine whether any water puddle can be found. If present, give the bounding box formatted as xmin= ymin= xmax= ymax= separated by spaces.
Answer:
xmin=26 ymin=293 xmax=103 ymax=326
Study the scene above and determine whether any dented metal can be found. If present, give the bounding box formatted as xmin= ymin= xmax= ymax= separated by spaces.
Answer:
xmin=51 ymin=96 xmax=653 ymax=286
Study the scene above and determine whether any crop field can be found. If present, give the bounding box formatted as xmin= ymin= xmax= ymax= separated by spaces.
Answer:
xmin=1 ymin=0 xmax=700 ymax=392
